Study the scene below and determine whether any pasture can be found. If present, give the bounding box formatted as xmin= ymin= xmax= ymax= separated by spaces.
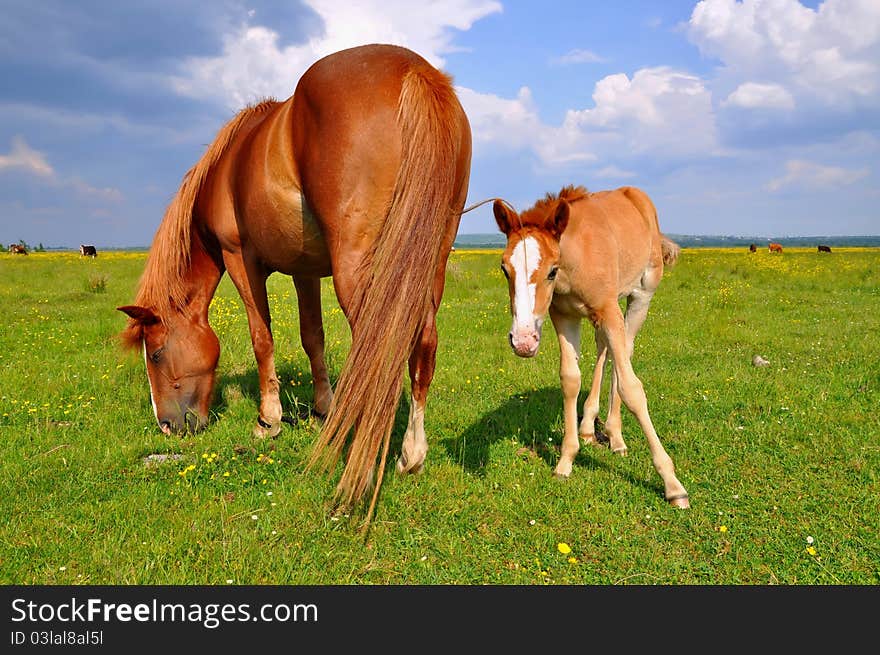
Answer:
xmin=0 ymin=247 xmax=877 ymax=584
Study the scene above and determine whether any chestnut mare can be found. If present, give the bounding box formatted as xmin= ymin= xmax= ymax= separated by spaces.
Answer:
xmin=118 ymin=45 xmax=472 ymax=519
xmin=769 ymin=242 xmax=784 ymax=253
xmin=494 ymin=185 xmax=689 ymax=507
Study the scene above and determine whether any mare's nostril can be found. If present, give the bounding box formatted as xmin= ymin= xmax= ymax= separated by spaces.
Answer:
xmin=508 ymin=332 xmax=514 ymax=348
xmin=159 ymin=421 xmax=172 ymax=435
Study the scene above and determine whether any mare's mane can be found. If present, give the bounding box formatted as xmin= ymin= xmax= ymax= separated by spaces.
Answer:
xmin=121 ymin=99 xmax=279 ymax=349
xmin=519 ymin=184 xmax=589 ymax=228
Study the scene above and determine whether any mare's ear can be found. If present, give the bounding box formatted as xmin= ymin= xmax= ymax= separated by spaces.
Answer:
xmin=493 ymin=199 xmax=515 ymax=235
xmin=551 ymin=200 xmax=570 ymax=239
xmin=117 ymin=305 xmax=159 ymax=325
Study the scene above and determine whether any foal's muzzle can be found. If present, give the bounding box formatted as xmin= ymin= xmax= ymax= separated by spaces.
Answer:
xmin=509 ymin=329 xmax=540 ymax=358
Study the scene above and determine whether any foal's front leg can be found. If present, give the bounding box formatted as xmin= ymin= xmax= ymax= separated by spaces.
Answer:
xmin=223 ymin=251 xmax=282 ymax=438
xmin=549 ymin=307 xmax=582 ymax=478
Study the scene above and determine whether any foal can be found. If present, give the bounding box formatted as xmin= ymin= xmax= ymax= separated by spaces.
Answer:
xmin=494 ymin=185 xmax=689 ymax=507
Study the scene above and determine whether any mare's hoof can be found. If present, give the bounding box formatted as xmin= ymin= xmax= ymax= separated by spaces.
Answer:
xmin=396 ymin=460 xmax=425 ymax=476
xmin=666 ymin=493 xmax=690 ymax=509
xmin=253 ymin=417 xmax=282 ymax=439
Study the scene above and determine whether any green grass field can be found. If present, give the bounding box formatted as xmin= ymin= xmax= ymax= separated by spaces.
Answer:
xmin=1 ymin=247 xmax=877 ymax=584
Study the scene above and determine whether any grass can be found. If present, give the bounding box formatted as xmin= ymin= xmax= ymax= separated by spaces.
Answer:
xmin=0 ymin=247 xmax=877 ymax=585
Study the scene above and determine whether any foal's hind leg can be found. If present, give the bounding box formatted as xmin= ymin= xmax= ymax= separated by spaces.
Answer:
xmin=397 ymin=309 xmax=438 ymax=475
xmin=604 ymin=290 xmax=654 ymax=455
xmin=599 ymin=302 xmax=688 ymax=507
xmin=222 ymin=251 xmax=282 ymax=438
xmin=293 ymin=276 xmax=333 ymax=418
xmin=579 ymin=327 xmax=608 ymax=446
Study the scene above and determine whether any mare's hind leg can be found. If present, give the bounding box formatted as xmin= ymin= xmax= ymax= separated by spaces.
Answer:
xmin=549 ymin=307 xmax=582 ymax=479
xmin=293 ymin=275 xmax=333 ymax=418
xmin=222 ymin=251 xmax=282 ymax=438
xmin=579 ymin=327 xmax=608 ymax=446
xmin=598 ymin=301 xmax=688 ymax=507
xmin=396 ymin=309 xmax=438 ymax=475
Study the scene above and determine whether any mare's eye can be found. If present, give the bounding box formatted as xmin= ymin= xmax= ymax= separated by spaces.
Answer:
xmin=548 ymin=266 xmax=559 ymax=281
xmin=150 ymin=347 xmax=164 ymax=363
xmin=500 ymin=264 xmax=509 ymax=279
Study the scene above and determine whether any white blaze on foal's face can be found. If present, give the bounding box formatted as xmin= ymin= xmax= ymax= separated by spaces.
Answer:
xmin=510 ymin=236 xmax=541 ymax=336
xmin=502 ymin=234 xmax=559 ymax=358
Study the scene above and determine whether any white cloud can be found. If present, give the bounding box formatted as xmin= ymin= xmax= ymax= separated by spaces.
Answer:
xmin=0 ymin=136 xmax=53 ymax=177
xmin=173 ymin=0 xmax=502 ymax=109
xmin=551 ymin=48 xmax=605 ymax=65
xmin=688 ymin=0 xmax=880 ymax=107
xmin=594 ymin=165 xmax=637 ymax=179
xmin=459 ymin=65 xmax=719 ymax=167
xmin=0 ymin=135 xmax=123 ymax=202
xmin=723 ymin=81 xmax=795 ymax=110
xmin=765 ymin=158 xmax=869 ymax=191
xmin=564 ymin=67 xmax=718 ymax=157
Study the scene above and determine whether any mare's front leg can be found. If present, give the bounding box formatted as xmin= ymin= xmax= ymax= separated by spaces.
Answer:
xmin=397 ymin=308 xmax=438 ymax=475
xmin=222 ymin=251 xmax=282 ymax=438
xmin=549 ymin=307 xmax=582 ymax=479
xmin=293 ymin=275 xmax=333 ymax=418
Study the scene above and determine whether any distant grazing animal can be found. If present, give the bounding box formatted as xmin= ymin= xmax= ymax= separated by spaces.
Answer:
xmin=80 ymin=244 xmax=97 ymax=257
xmin=768 ymin=242 xmax=783 ymax=253
xmin=749 ymin=243 xmax=757 ymax=253
xmin=494 ymin=185 xmax=689 ymax=508
xmin=9 ymin=244 xmax=27 ymax=255
xmin=818 ymin=244 xmax=832 ymax=253
xmin=118 ymin=44 xmax=472 ymax=524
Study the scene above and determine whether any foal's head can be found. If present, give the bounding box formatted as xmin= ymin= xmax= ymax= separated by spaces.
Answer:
xmin=118 ymin=305 xmax=220 ymax=434
xmin=494 ymin=195 xmax=570 ymax=357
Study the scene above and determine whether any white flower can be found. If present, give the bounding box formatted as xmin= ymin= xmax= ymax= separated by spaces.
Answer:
xmin=807 ymin=536 xmax=814 ymax=545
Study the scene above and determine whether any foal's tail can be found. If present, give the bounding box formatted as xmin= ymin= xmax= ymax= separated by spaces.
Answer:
xmin=661 ymin=235 xmax=681 ymax=267
xmin=308 ymin=64 xmax=467 ymax=524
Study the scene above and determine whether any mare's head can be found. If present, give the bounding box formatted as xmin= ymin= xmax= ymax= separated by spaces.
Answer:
xmin=493 ymin=190 xmax=574 ymax=357
xmin=118 ymin=305 xmax=219 ymax=434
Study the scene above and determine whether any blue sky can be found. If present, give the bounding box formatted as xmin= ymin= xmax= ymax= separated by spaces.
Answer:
xmin=0 ymin=0 xmax=877 ymax=248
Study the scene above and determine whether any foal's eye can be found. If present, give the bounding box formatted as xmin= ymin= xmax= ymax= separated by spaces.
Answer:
xmin=500 ymin=264 xmax=509 ymax=279
xmin=548 ymin=266 xmax=559 ymax=281
xmin=150 ymin=347 xmax=164 ymax=363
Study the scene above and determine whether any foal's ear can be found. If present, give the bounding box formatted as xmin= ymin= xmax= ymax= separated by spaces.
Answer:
xmin=493 ymin=199 xmax=515 ymax=235
xmin=117 ymin=305 xmax=160 ymax=325
xmin=551 ymin=200 xmax=570 ymax=239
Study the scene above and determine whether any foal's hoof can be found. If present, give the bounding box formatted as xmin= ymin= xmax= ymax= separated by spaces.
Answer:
xmin=666 ymin=493 xmax=690 ymax=509
xmin=552 ymin=472 xmax=570 ymax=481
xmin=612 ymin=447 xmax=628 ymax=456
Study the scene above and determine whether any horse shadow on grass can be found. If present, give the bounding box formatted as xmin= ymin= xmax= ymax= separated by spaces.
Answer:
xmin=213 ymin=361 xmax=327 ymax=426
xmin=440 ymin=386 xmax=664 ymax=500
xmin=212 ymin=370 xmax=662 ymax=501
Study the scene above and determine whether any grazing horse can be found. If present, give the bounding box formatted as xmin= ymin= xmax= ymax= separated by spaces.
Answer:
xmin=818 ymin=244 xmax=832 ymax=253
xmin=118 ymin=44 xmax=472 ymax=517
xmin=9 ymin=244 xmax=27 ymax=255
xmin=494 ymin=185 xmax=689 ymax=507
xmin=749 ymin=243 xmax=757 ymax=253
xmin=768 ymin=242 xmax=783 ymax=253
xmin=80 ymin=244 xmax=97 ymax=257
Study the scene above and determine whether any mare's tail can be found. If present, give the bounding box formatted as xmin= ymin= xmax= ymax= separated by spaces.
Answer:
xmin=308 ymin=64 xmax=467 ymax=524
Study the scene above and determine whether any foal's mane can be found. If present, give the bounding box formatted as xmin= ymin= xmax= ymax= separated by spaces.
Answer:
xmin=520 ymin=184 xmax=589 ymax=227
xmin=122 ymin=100 xmax=278 ymax=348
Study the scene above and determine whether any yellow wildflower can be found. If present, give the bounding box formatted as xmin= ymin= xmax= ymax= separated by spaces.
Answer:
xmin=557 ymin=542 xmax=572 ymax=555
